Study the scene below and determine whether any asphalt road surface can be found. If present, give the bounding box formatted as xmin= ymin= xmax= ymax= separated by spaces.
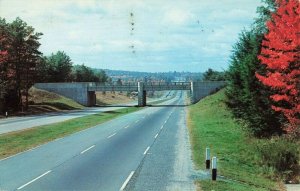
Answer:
xmin=0 ymin=93 xmax=171 ymax=135
xmin=0 ymin=91 xmax=195 ymax=191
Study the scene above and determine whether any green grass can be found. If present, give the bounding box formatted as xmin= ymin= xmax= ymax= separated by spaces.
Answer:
xmin=0 ymin=107 xmax=140 ymax=159
xmin=42 ymin=97 xmax=84 ymax=110
xmin=187 ymin=89 xmax=281 ymax=191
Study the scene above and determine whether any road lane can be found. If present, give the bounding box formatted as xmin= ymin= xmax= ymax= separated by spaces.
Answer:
xmin=0 ymin=92 xmax=172 ymax=135
xmin=0 ymin=94 xmax=181 ymax=191
xmin=126 ymin=95 xmax=195 ymax=191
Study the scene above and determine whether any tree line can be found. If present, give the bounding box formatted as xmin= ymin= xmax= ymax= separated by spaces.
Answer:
xmin=0 ymin=17 xmax=108 ymax=113
xmin=38 ymin=51 xmax=108 ymax=83
xmin=226 ymin=0 xmax=299 ymax=138
xmin=225 ymin=0 xmax=299 ymax=181
xmin=202 ymin=68 xmax=227 ymax=81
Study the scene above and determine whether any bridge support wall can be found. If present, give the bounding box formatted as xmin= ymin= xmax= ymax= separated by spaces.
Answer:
xmin=35 ymin=81 xmax=225 ymax=107
xmin=34 ymin=83 xmax=96 ymax=106
xmin=190 ymin=81 xmax=226 ymax=104
xmin=138 ymin=82 xmax=146 ymax=106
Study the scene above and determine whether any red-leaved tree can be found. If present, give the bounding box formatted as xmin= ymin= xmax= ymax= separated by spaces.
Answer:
xmin=256 ymin=0 xmax=300 ymax=134
xmin=0 ymin=50 xmax=7 ymax=61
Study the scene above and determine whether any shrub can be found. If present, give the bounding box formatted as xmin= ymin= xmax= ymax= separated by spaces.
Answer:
xmin=256 ymin=137 xmax=300 ymax=182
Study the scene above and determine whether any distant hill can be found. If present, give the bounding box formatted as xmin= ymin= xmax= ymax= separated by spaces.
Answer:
xmin=97 ymin=69 xmax=203 ymax=82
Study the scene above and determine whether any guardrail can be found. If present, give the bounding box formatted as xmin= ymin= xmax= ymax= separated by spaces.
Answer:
xmin=88 ymin=82 xmax=192 ymax=92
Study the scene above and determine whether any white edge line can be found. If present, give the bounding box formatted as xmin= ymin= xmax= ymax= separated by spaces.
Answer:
xmin=143 ymin=146 xmax=150 ymax=155
xmin=0 ymin=122 xmax=100 ymax=162
xmin=124 ymin=125 xmax=129 ymax=129
xmin=120 ymin=171 xmax=135 ymax=191
xmin=17 ymin=170 xmax=51 ymax=190
xmin=161 ymin=125 xmax=164 ymax=130
xmin=80 ymin=145 xmax=95 ymax=154
xmin=154 ymin=134 xmax=158 ymax=139
xmin=107 ymin=133 xmax=117 ymax=139
xmin=0 ymin=144 xmax=43 ymax=162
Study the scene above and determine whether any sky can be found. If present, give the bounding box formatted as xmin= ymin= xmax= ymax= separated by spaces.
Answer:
xmin=0 ymin=0 xmax=262 ymax=72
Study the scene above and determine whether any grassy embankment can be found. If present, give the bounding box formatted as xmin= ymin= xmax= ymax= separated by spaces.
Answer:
xmin=0 ymin=107 xmax=141 ymax=159
xmin=187 ymin=89 xmax=284 ymax=191
xmin=96 ymin=91 xmax=167 ymax=105
xmin=29 ymin=88 xmax=134 ymax=112
xmin=27 ymin=87 xmax=84 ymax=113
xmin=96 ymin=92 xmax=134 ymax=105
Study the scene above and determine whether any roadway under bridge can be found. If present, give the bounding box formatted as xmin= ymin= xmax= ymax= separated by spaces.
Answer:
xmin=34 ymin=81 xmax=226 ymax=107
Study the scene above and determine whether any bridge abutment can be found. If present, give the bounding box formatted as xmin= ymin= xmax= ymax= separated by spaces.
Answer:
xmin=190 ymin=81 xmax=226 ymax=104
xmin=34 ymin=83 xmax=96 ymax=107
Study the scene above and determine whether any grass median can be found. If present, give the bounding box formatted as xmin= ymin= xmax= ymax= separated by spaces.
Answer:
xmin=187 ymin=89 xmax=282 ymax=191
xmin=0 ymin=107 xmax=140 ymax=159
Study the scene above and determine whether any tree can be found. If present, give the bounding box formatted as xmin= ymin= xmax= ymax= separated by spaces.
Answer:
xmin=226 ymin=0 xmax=285 ymax=137
xmin=0 ymin=50 xmax=8 ymax=112
xmin=0 ymin=18 xmax=12 ymax=112
xmin=203 ymin=68 xmax=226 ymax=81
xmin=0 ymin=17 xmax=42 ymax=111
xmin=72 ymin=65 xmax=108 ymax=83
xmin=46 ymin=51 xmax=73 ymax=82
xmin=72 ymin=64 xmax=93 ymax=82
xmin=94 ymin=69 xmax=108 ymax=83
xmin=36 ymin=56 xmax=51 ymax=82
xmin=256 ymin=0 xmax=300 ymax=134
xmin=9 ymin=18 xmax=42 ymax=110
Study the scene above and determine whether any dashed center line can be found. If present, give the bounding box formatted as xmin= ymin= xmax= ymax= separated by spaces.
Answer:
xmin=17 ymin=170 xmax=51 ymax=190
xmin=124 ymin=125 xmax=130 ymax=129
xmin=135 ymin=120 xmax=139 ymax=123
xmin=154 ymin=133 xmax=158 ymax=139
xmin=143 ymin=146 xmax=150 ymax=155
xmin=81 ymin=145 xmax=95 ymax=154
xmin=107 ymin=133 xmax=117 ymax=139
xmin=161 ymin=125 xmax=164 ymax=130
xmin=120 ymin=171 xmax=135 ymax=191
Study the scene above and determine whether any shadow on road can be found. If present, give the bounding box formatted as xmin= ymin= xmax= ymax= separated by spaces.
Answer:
xmin=94 ymin=105 xmax=138 ymax=108
xmin=147 ymin=104 xmax=189 ymax=107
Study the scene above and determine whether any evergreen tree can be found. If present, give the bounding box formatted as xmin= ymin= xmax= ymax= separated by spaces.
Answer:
xmin=46 ymin=51 xmax=73 ymax=82
xmin=0 ymin=17 xmax=42 ymax=111
xmin=226 ymin=0 xmax=283 ymax=137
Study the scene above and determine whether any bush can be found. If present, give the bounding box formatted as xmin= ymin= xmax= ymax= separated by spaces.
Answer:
xmin=256 ymin=137 xmax=300 ymax=182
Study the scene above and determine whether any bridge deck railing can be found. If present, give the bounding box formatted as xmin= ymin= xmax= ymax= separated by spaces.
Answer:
xmin=87 ymin=81 xmax=226 ymax=92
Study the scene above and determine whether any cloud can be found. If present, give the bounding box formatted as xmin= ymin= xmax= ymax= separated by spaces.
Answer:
xmin=0 ymin=0 xmax=262 ymax=72
xmin=163 ymin=8 xmax=195 ymax=26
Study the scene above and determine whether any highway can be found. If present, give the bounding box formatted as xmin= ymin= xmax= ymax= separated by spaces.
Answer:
xmin=0 ymin=93 xmax=171 ymax=135
xmin=0 ymin=91 xmax=195 ymax=191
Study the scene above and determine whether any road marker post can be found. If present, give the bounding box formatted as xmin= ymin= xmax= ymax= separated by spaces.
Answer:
xmin=206 ymin=147 xmax=210 ymax=169
xmin=5 ymin=111 xmax=8 ymax=118
xmin=212 ymin=156 xmax=217 ymax=181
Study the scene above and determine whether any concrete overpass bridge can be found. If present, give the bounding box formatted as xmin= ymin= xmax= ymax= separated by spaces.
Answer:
xmin=34 ymin=81 xmax=225 ymax=107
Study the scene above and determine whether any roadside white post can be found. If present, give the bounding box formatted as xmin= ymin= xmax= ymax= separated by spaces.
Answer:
xmin=5 ymin=111 xmax=8 ymax=118
xmin=212 ymin=156 xmax=217 ymax=180
xmin=205 ymin=147 xmax=210 ymax=169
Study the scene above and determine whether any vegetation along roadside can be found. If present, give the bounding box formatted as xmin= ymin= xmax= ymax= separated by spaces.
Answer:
xmin=187 ymin=89 xmax=299 ymax=191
